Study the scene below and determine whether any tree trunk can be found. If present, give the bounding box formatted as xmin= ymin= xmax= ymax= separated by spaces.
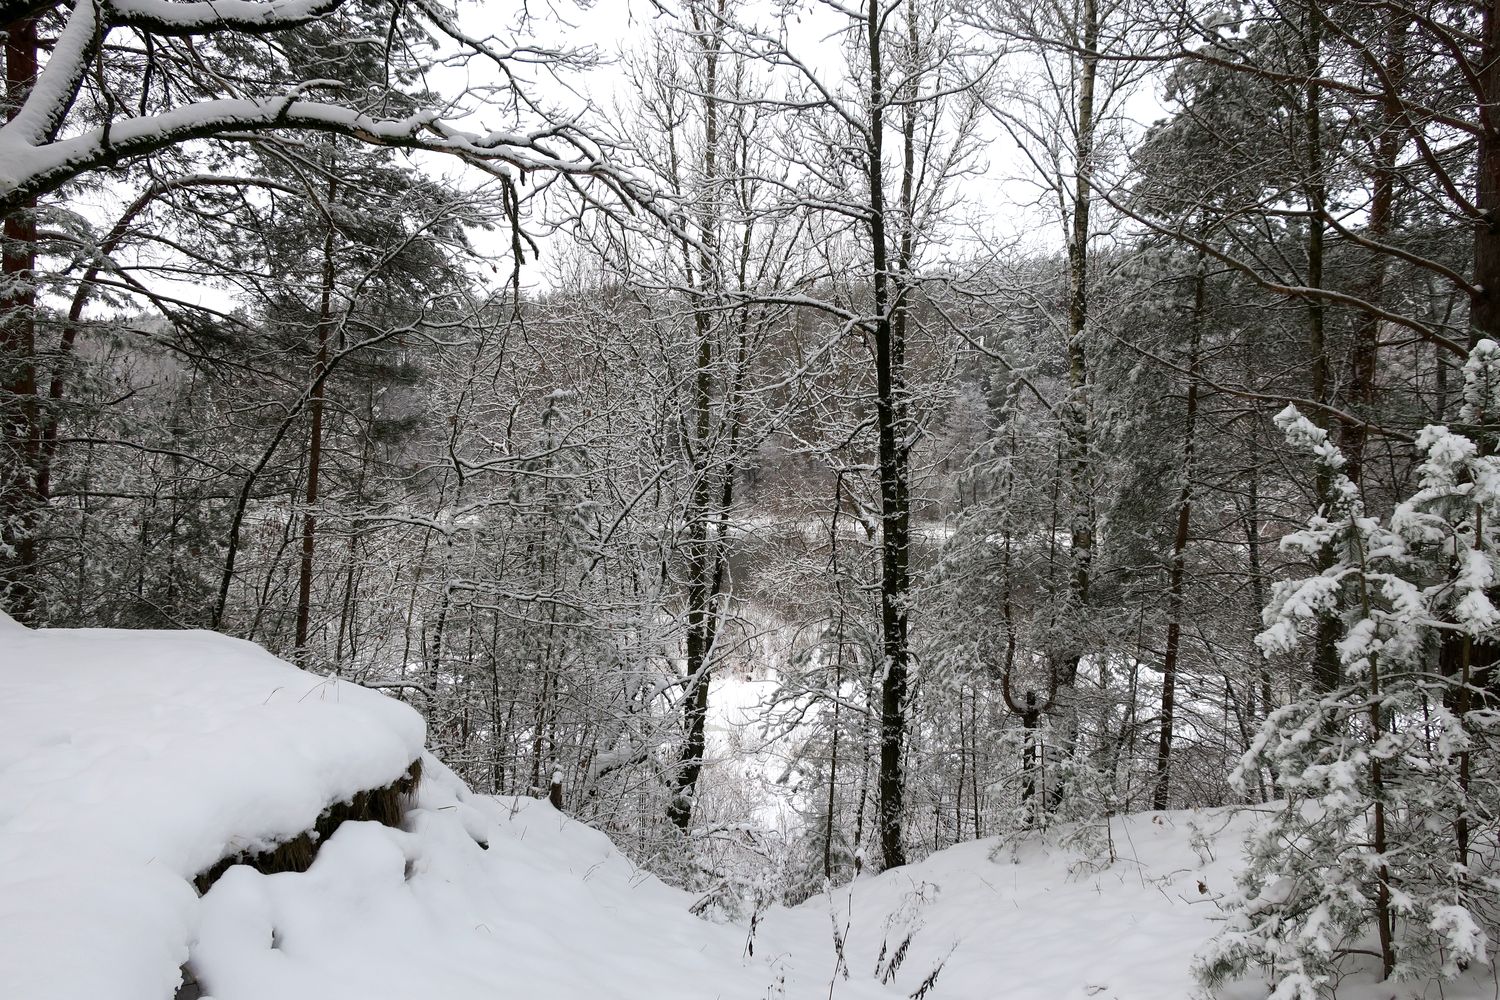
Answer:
xmin=1153 ymin=266 xmax=1202 ymax=810
xmin=865 ymin=0 xmax=915 ymax=871
xmin=1304 ymin=2 xmax=1342 ymax=695
xmin=1342 ymin=16 xmax=1403 ymax=487
xmin=0 ymin=16 xmax=39 ymax=621
xmin=1473 ymin=0 xmax=1500 ymax=344
xmin=294 ymin=174 xmax=338 ymax=661
xmin=1242 ymin=321 xmax=1276 ymax=800
xmin=667 ymin=6 xmax=727 ymax=833
xmin=1060 ymin=0 xmax=1098 ymax=694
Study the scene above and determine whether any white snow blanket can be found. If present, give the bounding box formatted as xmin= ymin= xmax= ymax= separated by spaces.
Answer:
xmin=760 ymin=812 xmax=1254 ymax=1000
xmin=0 ymin=616 xmax=869 ymax=1000
xmin=0 ymin=616 xmax=424 ymax=1000
xmin=7 ymin=614 xmax=1481 ymax=1000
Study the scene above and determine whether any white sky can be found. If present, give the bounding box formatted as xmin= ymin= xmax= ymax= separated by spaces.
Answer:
xmin=461 ymin=0 xmax=1169 ymax=288
xmin=79 ymin=0 xmax=1169 ymax=312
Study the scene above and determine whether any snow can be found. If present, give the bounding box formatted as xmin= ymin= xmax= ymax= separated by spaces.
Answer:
xmin=705 ymin=672 xmax=794 ymax=827
xmin=0 ymin=621 xmax=864 ymax=1000
xmin=0 ymin=621 xmax=423 ymax=1000
xmin=5 ymin=620 xmax=1492 ymax=1000
xmin=753 ymin=812 xmax=1250 ymax=1000
xmin=188 ymin=763 xmax=835 ymax=1000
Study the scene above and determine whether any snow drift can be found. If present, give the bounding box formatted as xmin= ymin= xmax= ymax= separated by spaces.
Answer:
xmin=0 ymin=617 xmax=869 ymax=1000
xmin=8 ymin=615 xmax=1470 ymax=1000
xmin=0 ymin=614 xmax=423 ymax=999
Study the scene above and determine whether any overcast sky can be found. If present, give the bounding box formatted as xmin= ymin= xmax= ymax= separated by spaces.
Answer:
xmin=85 ymin=0 xmax=1168 ymax=312
xmin=462 ymin=0 xmax=1170 ymax=288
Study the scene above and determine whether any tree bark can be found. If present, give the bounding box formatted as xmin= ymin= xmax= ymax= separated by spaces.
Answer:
xmin=1341 ymin=15 xmax=1403 ymax=487
xmin=1 ymin=15 xmax=39 ymax=621
xmin=294 ymin=171 xmax=338 ymax=662
xmin=667 ymin=3 xmax=728 ymax=833
xmin=1059 ymin=0 xmax=1099 ymax=693
xmin=1152 ymin=266 xmax=1202 ymax=810
xmin=1473 ymin=0 xmax=1500 ymax=344
xmin=866 ymin=0 xmax=915 ymax=871
xmin=1303 ymin=1 xmax=1342 ymax=695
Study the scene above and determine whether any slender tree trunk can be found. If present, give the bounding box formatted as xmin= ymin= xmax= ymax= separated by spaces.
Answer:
xmin=294 ymin=175 xmax=338 ymax=661
xmin=1473 ymin=0 xmax=1500 ymax=344
xmin=1342 ymin=16 xmax=1404 ymax=486
xmin=333 ymin=391 xmax=374 ymax=675
xmin=955 ymin=688 xmax=967 ymax=838
xmin=825 ymin=639 xmax=842 ymax=879
xmin=1353 ymin=550 xmax=1396 ymax=978
xmin=1243 ymin=324 xmax=1275 ymax=802
xmin=1303 ymin=4 xmax=1342 ymax=696
xmin=1022 ymin=702 xmax=1040 ymax=825
xmin=667 ymin=7 xmax=727 ymax=832
xmin=865 ymin=0 xmax=915 ymax=871
xmin=1153 ymin=267 xmax=1202 ymax=810
xmin=1058 ymin=0 xmax=1098 ymax=695
xmin=970 ymin=687 xmax=982 ymax=836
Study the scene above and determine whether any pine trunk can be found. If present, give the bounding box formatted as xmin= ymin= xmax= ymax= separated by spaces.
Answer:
xmin=1153 ymin=268 xmax=1202 ymax=810
xmin=1 ymin=16 xmax=39 ymax=621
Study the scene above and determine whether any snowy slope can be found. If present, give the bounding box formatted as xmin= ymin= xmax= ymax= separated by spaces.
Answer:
xmin=759 ymin=810 xmax=1497 ymax=1000
xmin=0 ymin=615 xmax=876 ymax=1000
xmin=5 ymin=613 xmax=1485 ymax=1000
xmin=760 ymin=811 xmax=1252 ymax=1000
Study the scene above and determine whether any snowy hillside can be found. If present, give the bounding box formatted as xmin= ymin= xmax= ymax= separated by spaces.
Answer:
xmin=758 ymin=809 xmax=1496 ymax=1000
xmin=0 ymin=616 xmax=873 ymax=1000
xmin=1 ymin=617 xmax=1481 ymax=1000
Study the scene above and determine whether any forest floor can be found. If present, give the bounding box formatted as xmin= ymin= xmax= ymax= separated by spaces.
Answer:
xmin=0 ymin=614 xmax=1489 ymax=1000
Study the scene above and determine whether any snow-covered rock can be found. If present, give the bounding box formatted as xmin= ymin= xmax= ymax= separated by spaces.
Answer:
xmin=0 ymin=625 xmax=422 ymax=1000
xmin=0 ymin=625 xmax=864 ymax=1000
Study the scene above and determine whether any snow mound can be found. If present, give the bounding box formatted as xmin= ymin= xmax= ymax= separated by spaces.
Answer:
xmin=0 ymin=626 xmax=424 ymax=1000
xmin=189 ymin=761 xmax=849 ymax=999
xmin=0 ymin=626 xmax=869 ymax=1000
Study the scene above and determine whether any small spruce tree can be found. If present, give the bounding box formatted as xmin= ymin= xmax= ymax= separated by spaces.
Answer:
xmin=1196 ymin=343 xmax=1500 ymax=997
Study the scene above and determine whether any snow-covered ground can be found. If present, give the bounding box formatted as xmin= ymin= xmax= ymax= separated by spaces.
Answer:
xmin=756 ymin=808 xmax=1490 ymax=1000
xmin=762 ymin=812 xmax=1254 ymax=1000
xmin=0 ymin=613 xmax=868 ymax=1000
xmin=2 ymin=615 xmax=1485 ymax=1000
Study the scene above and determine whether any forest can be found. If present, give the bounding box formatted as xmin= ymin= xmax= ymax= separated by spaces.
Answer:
xmin=2 ymin=0 xmax=1500 ymax=994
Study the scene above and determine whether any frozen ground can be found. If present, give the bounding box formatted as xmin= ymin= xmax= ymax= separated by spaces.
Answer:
xmin=0 ymin=613 xmax=869 ymax=1000
xmin=761 ymin=810 xmax=1260 ymax=1000
xmin=1 ymin=614 xmax=1490 ymax=999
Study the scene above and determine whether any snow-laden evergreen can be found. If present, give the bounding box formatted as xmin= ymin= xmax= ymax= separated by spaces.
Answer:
xmin=1197 ymin=344 xmax=1500 ymax=996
